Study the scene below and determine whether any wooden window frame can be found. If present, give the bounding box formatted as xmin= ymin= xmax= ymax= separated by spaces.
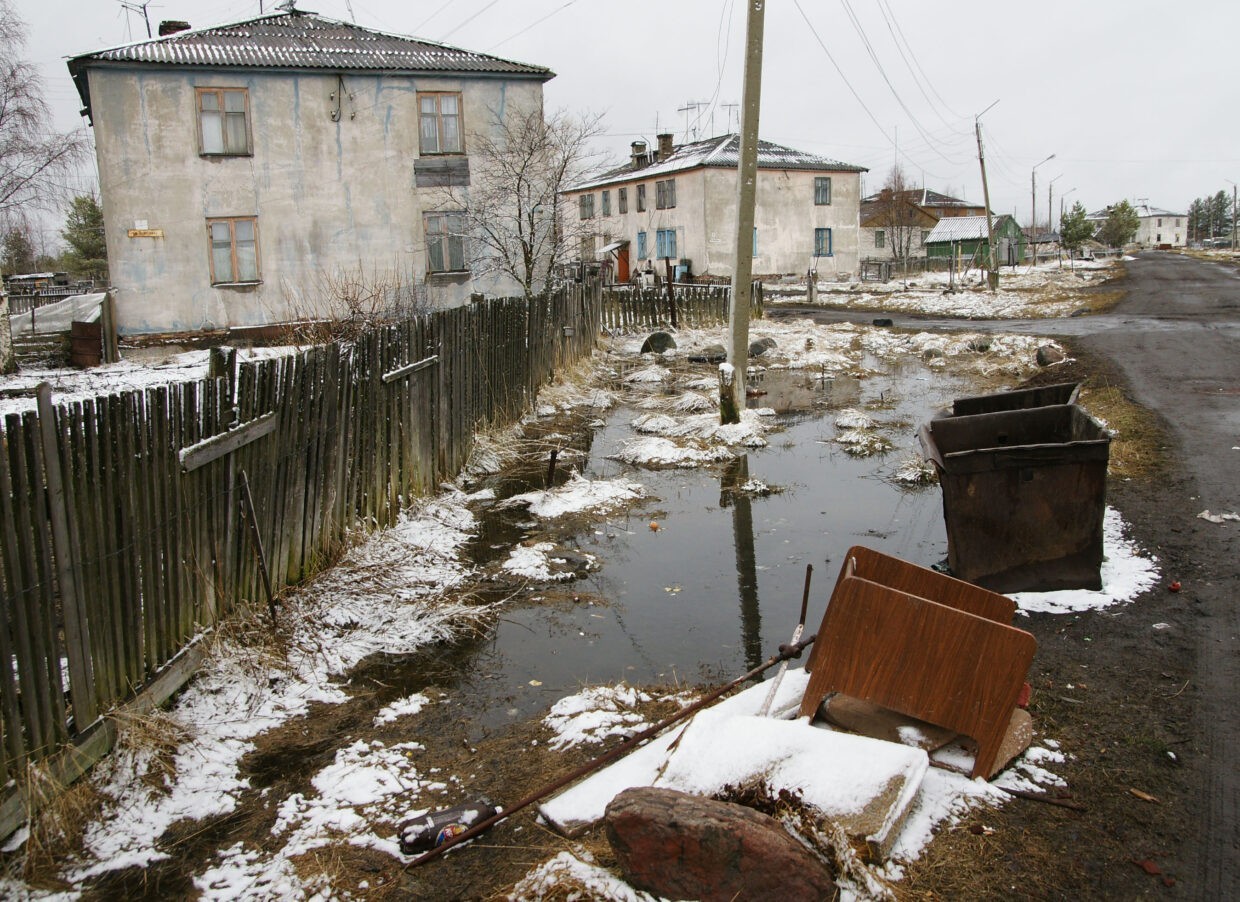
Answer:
xmin=814 ymin=227 xmax=833 ymax=258
xmin=874 ymin=229 xmax=885 ymax=249
xmin=196 ymin=87 xmax=252 ymax=156
xmin=637 ymin=230 xmax=647 ymax=259
xmin=425 ymin=211 xmax=468 ymax=274
xmin=207 ymin=216 xmax=261 ymax=284
xmin=814 ymin=176 xmax=832 ymax=205
xmin=655 ymin=179 xmax=677 ymax=210
xmin=655 ymin=227 xmax=677 ymax=259
xmin=636 ymin=184 xmax=647 ymax=212
xmin=579 ymin=194 xmax=595 ymax=220
xmin=418 ymin=91 xmax=465 ymax=155
xmin=601 ymin=190 xmax=611 ymax=216
xmin=618 ymin=187 xmax=628 ymax=214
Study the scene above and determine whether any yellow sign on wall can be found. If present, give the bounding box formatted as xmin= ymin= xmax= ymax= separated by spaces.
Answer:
xmin=127 ymin=228 xmax=164 ymax=238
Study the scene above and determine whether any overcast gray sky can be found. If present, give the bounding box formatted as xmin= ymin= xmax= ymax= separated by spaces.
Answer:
xmin=23 ymin=0 xmax=1240 ymax=230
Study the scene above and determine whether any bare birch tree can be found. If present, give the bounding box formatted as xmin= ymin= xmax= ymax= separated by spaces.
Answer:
xmin=871 ymin=165 xmax=921 ymax=265
xmin=0 ymin=1 xmax=91 ymax=221
xmin=452 ymin=108 xmax=606 ymax=300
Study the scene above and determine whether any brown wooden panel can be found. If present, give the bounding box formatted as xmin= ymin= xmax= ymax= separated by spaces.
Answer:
xmin=834 ymin=546 xmax=1015 ymax=624
xmin=799 ymin=563 xmax=1035 ymax=779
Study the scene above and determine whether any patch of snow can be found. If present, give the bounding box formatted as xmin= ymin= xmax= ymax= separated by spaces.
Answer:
xmin=374 ymin=693 xmax=431 ymax=726
xmin=498 ymin=473 xmax=645 ymax=519
xmin=543 ymin=685 xmax=655 ymax=750
xmin=1010 ymin=507 xmax=1159 ymax=614
xmin=610 ymin=436 xmax=735 ymax=468
xmin=501 ymin=542 xmax=582 ymax=582
xmin=510 ymin=850 xmax=657 ymax=901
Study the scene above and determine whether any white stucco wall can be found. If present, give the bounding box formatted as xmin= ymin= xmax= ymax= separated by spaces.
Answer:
xmin=1135 ymin=214 xmax=1186 ymax=248
xmin=87 ymin=66 xmax=544 ymax=334
xmin=571 ymin=165 xmax=861 ymax=280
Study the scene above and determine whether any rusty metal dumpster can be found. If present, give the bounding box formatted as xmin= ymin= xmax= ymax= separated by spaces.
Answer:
xmin=943 ymin=381 xmax=1081 ymax=418
xmin=919 ymin=402 xmax=1110 ymax=593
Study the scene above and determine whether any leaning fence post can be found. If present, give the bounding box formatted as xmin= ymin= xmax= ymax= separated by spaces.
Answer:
xmin=35 ymin=382 xmax=97 ymax=728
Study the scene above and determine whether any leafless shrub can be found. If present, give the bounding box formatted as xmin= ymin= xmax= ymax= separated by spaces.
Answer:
xmin=280 ymin=261 xmax=432 ymax=344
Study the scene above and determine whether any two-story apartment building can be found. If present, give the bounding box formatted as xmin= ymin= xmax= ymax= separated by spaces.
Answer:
xmin=562 ymin=134 xmax=866 ymax=282
xmin=68 ymin=10 xmax=552 ymax=335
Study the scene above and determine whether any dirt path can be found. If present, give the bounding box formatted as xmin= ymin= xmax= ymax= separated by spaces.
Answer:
xmin=1077 ymin=253 xmax=1239 ymax=898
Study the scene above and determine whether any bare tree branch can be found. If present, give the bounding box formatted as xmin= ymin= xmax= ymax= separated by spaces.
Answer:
xmin=0 ymin=0 xmax=91 ymax=220
xmin=449 ymin=107 xmax=608 ymax=300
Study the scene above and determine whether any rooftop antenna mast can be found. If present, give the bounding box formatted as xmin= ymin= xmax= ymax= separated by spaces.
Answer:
xmin=722 ymin=102 xmax=739 ymax=134
xmin=118 ymin=0 xmax=153 ymax=38
xmin=677 ymin=100 xmax=707 ymax=141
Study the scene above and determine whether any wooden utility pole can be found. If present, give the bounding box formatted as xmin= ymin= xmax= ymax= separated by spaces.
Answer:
xmin=974 ymin=110 xmax=999 ymax=290
xmin=722 ymin=0 xmax=765 ymax=425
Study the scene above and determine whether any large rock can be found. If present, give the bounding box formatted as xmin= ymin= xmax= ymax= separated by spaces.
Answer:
xmin=605 ymin=787 xmax=836 ymax=902
xmin=748 ymin=336 xmax=778 ymax=358
xmin=640 ymin=331 xmax=676 ymax=354
xmin=688 ymin=343 xmax=727 ymax=363
xmin=1036 ymin=344 xmax=1066 ymax=366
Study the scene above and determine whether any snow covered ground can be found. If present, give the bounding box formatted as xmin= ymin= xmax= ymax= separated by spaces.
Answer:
xmin=765 ymin=257 xmax=1122 ymax=319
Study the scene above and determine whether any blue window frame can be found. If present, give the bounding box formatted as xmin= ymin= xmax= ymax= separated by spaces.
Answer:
xmin=814 ymin=227 xmax=833 ymax=257
xmin=753 ymin=227 xmax=758 ymax=257
xmin=656 ymin=228 xmax=677 ymax=259
xmin=637 ymin=231 xmax=648 ymax=259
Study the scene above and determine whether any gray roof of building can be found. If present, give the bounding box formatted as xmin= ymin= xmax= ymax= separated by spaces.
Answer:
xmin=924 ymin=214 xmax=1014 ymax=243
xmin=1086 ymin=203 xmax=1185 ymax=220
xmin=861 ymin=187 xmax=979 ymax=208
xmin=68 ymin=9 xmax=551 ymax=115
xmin=569 ymin=134 xmax=866 ymax=191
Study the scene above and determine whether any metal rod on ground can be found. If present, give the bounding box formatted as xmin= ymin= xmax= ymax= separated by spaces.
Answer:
xmin=757 ymin=563 xmax=813 ymax=716
xmin=404 ymin=632 xmax=817 ymax=870
xmin=238 ymin=469 xmax=277 ymax=622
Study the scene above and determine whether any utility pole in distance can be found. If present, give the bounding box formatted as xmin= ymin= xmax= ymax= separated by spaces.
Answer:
xmin=721 ymin=0 xmax=765 ymax=425
xmin=974 ymin=101 xmax=999 ymax=290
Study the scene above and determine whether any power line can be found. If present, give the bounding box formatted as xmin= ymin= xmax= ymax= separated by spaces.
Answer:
xmin=488 ymin=0 xmax=580 ymax=51
xmin=837 ymin=0 xmax=964 ymax=166
xmin=878 ymin=0 xmax=965 ymax=121
xmin=439 ymin=0 xmax=504 ymax=42
xmin=874 ymin=0 xmax=966 ymax=137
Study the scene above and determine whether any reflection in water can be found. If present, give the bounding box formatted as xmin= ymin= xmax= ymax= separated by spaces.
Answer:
xmin=721 ymin=455 xmax=763 ymax=671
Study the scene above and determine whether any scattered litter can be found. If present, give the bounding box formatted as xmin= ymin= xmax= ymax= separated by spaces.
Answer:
xmin=1152 ymin=623 xmax=1171 ymax=631
xmin=1167 ymin=581 xmax=1181 ymax=593
xmin=1128 ymin=788 xmax=1160 ymax=804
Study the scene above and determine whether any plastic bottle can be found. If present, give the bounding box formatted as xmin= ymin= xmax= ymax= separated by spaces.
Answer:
xmin=398 ymin=799 xmax=500 ymax=855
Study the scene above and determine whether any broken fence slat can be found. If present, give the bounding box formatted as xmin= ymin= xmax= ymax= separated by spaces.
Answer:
xmin=381 ymin=354 xmax=439 ymax=384
xmin=178 ymin=411 xmax=278 ymax=472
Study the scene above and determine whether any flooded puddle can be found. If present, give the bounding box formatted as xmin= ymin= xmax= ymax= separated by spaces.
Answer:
xmin=439 ymin=357 xmax=991 ymax=738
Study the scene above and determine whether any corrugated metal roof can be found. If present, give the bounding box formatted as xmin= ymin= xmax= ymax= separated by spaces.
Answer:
xmin=68 ymin=9 xmax=551 ymax=114
xmin=568 ymin=134 xmax=866 ymax=192
xmin=1087 ymin=203 xmax=1185 ymax=220
xmin=861 ymin=187 xmax=978 ymax=208
xmin=924 ymin=214 xmax=1005 ymax=243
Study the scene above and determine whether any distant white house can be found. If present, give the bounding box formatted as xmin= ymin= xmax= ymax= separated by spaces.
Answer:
xmin=561 ymin=133 xmax=866 ymax=282
xmin=1087 ymin=203 xmax=1186 ymax=249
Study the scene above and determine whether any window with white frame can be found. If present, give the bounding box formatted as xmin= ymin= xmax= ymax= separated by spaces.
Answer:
xmin=208 ymin=217 xmax=260 ymax=283
xmin=425 ymin=212 xmax=467 ymax=273
xmin=197 ymin=88 xmax=251 ymax=156
xmin=814 ymin=227 xmax=832 ymax=257
xmin=814 ymin=176 xmax=832 ymax=205
xmin=418 ymin=92 xmax=463 ymax=154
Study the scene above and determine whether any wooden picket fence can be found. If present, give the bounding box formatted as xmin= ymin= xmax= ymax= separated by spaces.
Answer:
xmin=600 ymin=281 xmax=763 ymax=333
xmin=0 ymin=283 xmax=600 ymax=835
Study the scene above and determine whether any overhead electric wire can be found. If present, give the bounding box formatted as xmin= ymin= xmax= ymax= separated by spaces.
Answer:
xmin=836 ymin=0 xmax=965 ymax=166
xmin=874 ymin=0 xmax=967 ymax=137
xmin=439 ymin=0 xmax=503 ymax=42
xmin=878 ymin=0 xmax=966 ymax=121
xmin=413 ymin=0 xmax=454 ymax=34
xmin=488 ymin=0 xmax=580 ymax=51
xmin=689 ymin=0 xmax=736 ymax=139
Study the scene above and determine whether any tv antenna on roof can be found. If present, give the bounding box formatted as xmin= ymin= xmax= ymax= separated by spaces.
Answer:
xmin=118 ymin=0 xmax=153 ymax=39
xmin=677 ymin=100 xmax=707 ymax=141
xmin=722 ymin=102 xmax=739 ymax=134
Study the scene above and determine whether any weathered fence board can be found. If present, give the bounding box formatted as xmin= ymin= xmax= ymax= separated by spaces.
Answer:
xmin=0 ymin=283 xmax=628 ymax=837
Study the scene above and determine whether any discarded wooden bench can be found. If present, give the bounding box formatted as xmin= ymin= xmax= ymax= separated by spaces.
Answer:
xmin=798 ymin=546 xmax=1036 ymax=779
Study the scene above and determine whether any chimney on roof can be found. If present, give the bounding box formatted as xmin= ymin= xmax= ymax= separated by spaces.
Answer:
xmin=631 ymin=141 xmax=648 ymax=169
xmin=158 ymin=20 xmax=191 ymax=36
xmin=657 ymin=133 xmax=674 ymax=161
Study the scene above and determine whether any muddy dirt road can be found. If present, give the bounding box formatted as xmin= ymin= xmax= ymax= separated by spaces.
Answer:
xmin=1080 ymin=253 xmax=1239 ymax=898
